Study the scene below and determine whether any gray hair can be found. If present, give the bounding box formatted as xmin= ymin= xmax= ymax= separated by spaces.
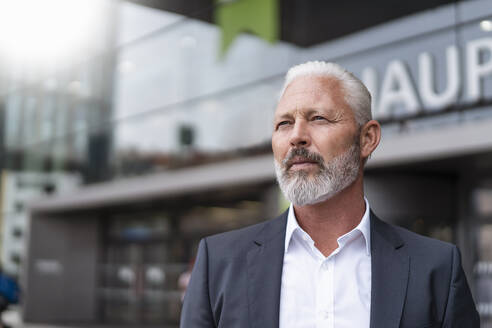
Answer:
xmin=279 ymin=61 xmax=372 ymax=126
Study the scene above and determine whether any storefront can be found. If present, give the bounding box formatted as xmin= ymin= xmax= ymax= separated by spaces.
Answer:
xmin=20 ymin=1 xmax=492 ymax=326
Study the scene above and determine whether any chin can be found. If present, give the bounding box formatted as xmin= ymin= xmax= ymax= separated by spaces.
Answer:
xmin=293 ymin=190 xmax=337 ymax=206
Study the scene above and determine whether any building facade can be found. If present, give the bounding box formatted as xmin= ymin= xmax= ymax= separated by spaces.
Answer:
xmin=0 ymin=0 xmax=490 ymax=326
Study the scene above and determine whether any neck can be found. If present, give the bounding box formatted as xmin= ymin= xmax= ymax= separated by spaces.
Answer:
xmin=293 ymin=174 xmax=366 ymax=257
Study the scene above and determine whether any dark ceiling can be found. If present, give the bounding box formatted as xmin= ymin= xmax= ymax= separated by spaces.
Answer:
xmin=125 ymin=0 xmax=457 ymax=47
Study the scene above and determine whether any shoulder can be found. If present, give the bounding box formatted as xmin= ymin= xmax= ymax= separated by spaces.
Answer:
xmin=204 ymin=211 xmax=287 ymax=258
xmin=392 ymin=222 xmax=452 ymax=245
xmin=206 ymin=220 xmax=268 ymax=248
xmin=394 ymin=224 xmax=454 ymax=252
xmin=375 ymin=215 xmax=456 ymax=260
xmin=372 ymin=215 xmax=461 ymax=289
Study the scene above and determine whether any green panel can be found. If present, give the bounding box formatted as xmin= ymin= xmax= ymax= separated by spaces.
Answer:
xmin=215 ymin=0 xmax=279 ymax=56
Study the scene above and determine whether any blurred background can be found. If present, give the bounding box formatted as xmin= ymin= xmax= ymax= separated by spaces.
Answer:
xmin=0 ymin=0 xmax=491 ymax=327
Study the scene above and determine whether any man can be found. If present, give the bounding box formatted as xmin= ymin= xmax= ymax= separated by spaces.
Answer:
xmin=180 ymin=61 xmax=480 ymax=327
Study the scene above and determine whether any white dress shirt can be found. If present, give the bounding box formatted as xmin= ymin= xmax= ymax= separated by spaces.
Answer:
xmin=279 ymin=198 xmax=372 ymax=328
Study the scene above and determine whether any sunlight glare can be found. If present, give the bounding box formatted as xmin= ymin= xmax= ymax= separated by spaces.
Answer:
xmin=0 ymin=0 xmax=102 ymax=62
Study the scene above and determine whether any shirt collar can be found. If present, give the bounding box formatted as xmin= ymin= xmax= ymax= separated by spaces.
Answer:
xmin=284 ymin=197 xmax=371 ymax=255
xmin=284 ymin=203 xmax=300 ymax=253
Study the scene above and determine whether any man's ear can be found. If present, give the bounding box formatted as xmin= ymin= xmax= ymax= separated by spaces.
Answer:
xmin=360 ymin=120 xmax=381 ymax=162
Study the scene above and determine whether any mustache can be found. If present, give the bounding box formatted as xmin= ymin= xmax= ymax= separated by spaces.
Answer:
xmin=282 ymin=148 xmax=325 ymax=169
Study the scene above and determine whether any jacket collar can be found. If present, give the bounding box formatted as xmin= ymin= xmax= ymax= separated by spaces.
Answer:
xmin=247 ymin=210 xmax=287 ymax=328
xmin=369 ymin=211 xmax=409 ymax=328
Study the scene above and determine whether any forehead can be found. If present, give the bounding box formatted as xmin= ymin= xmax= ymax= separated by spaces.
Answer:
xmin=276 ymin=75 xmax=348 ymax=116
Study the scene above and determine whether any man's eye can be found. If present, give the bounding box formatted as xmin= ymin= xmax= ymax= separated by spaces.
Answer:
xmin=276 ymin=121 xmax=290 ymax=129
xmin=313 ymin=116 xmax=326 ymax=121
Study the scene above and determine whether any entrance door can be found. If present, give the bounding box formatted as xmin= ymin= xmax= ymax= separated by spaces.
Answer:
xmin=99 ymin=214 xmax=185 ymax=327
xmin=471 ymin=178 xmax=492 ymax=327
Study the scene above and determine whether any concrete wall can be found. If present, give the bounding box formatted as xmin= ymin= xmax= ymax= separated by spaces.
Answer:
xmin=22 ymin=213 xmax=99 ymax=323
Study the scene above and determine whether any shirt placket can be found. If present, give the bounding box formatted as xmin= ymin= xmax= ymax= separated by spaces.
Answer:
xmin=316 ymin=256 xmax=334 ymax=328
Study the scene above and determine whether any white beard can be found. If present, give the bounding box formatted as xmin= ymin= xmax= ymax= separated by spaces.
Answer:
xmin=274 ymin=144 xmax=361 ymax=206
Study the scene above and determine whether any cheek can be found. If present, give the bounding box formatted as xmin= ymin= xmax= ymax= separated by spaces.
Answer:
xmin=313 ymin=130 xmax=355 ymax=158
xmin=272 ymin=135 xmax=288 ymax=161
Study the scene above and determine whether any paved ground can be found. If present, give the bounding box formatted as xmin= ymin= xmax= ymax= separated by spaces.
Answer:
xmin=3 ymin=307 xmax=58 ymax=328
xmin=1 ymin=307 xmax=175 ymax=328
xmin=2 ymin=308 xmax=111 ymax=328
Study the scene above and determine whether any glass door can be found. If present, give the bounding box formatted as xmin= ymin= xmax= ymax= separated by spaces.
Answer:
xmin=472 ymin=181 xmax=492 ymax=327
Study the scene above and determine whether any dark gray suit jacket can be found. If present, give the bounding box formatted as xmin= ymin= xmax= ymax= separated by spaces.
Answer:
xmin=180 ymin=211 xmax=480 ymax=327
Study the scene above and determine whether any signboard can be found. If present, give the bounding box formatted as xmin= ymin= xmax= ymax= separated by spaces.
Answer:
xmin=360 ymin=37 xmax=492 ymax=121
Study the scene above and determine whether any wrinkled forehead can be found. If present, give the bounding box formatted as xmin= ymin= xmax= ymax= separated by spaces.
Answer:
xmin=275 ymin=75 xmax=348 ymax=115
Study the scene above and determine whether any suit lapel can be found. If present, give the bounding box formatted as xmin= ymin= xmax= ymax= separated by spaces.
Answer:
xmin=370 ymin=212 xmax=410 ymax=328
xmin=247 ymin=211 xmax=287 ymax=328
xmin=245 ymin=210 xmax=409 ymax=328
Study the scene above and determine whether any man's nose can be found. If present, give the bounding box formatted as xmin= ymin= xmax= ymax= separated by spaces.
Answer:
xmin=289 ymin=120 xmax=310 ymax=147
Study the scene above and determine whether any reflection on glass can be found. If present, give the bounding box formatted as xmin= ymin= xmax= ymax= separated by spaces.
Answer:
xmin=476 ymin=225 xmax=492 ymax=327
xmin=99 ymin=192 xmax=269 ymax=325
xmin=474 ymin=181 xmax=492 ymax=327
